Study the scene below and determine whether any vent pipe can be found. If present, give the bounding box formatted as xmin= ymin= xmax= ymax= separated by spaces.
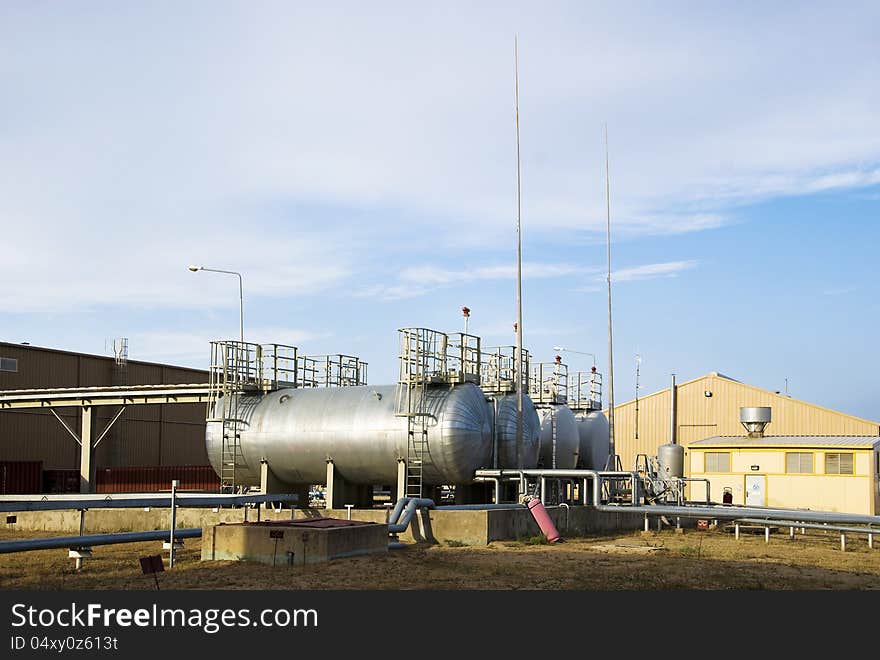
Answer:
xmin=669 ymin=374 xmax=677 ymax=445
xmin=740 ymin=407 xmax=771 ymax=438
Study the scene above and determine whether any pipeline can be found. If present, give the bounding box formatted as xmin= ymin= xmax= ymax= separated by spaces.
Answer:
xmin=476 ymin=468 xmax=880 ymax=528
xmin=0 ymin=493 xmax=300 ymax=513
xmin=0 ymin=528 xmax=202 ymax=554
xmin=437 ymin=504 xmax=526 ymax=511
xmin=387 ymin=497 xmax=435 ymax=534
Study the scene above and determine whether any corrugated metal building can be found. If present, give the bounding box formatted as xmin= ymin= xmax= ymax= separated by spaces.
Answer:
xmin=608 ymin=371 xmax=880 ymax=473
xmin=0 ymin=342 xmax=209 ymax=472
xmin=688 ymin=436 xmax=880 ymax=515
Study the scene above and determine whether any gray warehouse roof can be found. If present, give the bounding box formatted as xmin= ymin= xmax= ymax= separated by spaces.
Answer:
xmin=690 ymin=436 xmax=880 ymax=448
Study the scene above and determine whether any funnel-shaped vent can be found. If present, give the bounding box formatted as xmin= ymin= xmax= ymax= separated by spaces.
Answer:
xmin=740 ymin=407 xmax=771 ymax=438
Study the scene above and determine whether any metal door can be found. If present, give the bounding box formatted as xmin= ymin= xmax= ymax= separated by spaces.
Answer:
xmin=745 ymin=474 xmax=766 ymax=507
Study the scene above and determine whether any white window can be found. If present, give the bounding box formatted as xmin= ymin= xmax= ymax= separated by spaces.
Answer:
xmin=704 ymin=452 xmax=730 ymax=473
xmin=785 ymin=452 xmax=813 ymax=474
xmin=825 ymin=453 xmax=854 ymax=475
xmin=0 ymin=357 xmax=17 ymax=372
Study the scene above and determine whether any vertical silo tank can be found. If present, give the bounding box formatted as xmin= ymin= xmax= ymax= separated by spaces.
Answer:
xmin=657 ymin=443 xmax=685 ymax=479
xmin=492 ymin=393 xmax=541 ymax=469
xmin=574 ymin=410 xmax=610 ymax=470
xmin=536 ymin=405 xmax=579 ymax=469
xmin=206 ymin=383 xmax=493 ymax=486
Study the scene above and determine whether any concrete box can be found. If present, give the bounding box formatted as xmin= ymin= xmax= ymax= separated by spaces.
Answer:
xmin=201 ymin=518 xmax=388 ymax=566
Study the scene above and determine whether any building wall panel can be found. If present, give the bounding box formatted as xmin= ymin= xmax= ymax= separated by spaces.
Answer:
xmin=0 ymin=461 xmax=43 ymax=494
xmin=1 ymin=343 xmax=210 ymax=471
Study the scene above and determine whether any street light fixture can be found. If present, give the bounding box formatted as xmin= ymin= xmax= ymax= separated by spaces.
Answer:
xmin=188 ymin=265 xmax=244 ymax=343
xmin=552 ymin=346 xmax=597 ymax=369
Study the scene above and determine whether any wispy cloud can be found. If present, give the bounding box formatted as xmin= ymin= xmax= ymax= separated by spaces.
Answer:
xmin=358 ymin=262 xmax=595 ymax=300
xmin=400 ymin=263 xmax=594 ymax=285
xmin=821 ymin=285 xmax=858 ymax=297
xmin=0 ymin=3 xmax=877 ymax=319
xmin=613 ymin=260 xmax=699 ymax=282
xmin=128 ymin=326 xmax=332 ymax=367
xmin=572 ymin=260 xmax=699 ymax=292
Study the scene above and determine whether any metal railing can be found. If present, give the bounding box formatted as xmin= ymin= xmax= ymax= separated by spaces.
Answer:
xmin=529 ymin=361 xmax=568 ymax=404
xmin=298 ymin=354 xmax=368 ymax=387
xmin=444 ymin=333 xmax=481 ymax=384
xmin=568 ymin=370 xmax=602 ymax=410
xmin=481 ymin=345 xmax=530 ymax=394
xmin=208 ymin=341 xmax=298 ymax=493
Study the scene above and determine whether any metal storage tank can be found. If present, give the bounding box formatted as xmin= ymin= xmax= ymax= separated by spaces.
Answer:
xmin=536 ymin=405 xmax=579 ymax=469
xmin=657 ymin=443 xmax=684 ymax=479
xmin=491 ymin=393 xmax=541 ymax=469
xmin=206 ymin=383 xmax=493 ymax=486
xmin=574 ymin=410 xmax=610 ymax=470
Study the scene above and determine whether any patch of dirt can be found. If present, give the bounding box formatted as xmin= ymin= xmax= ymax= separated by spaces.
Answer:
xmin=1 ymin=528 xmax=878 ymax=590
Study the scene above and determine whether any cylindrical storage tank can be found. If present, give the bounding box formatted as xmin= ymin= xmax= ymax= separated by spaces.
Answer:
xmin=536 ymin=405 xmax=579 ymax=469
xmin=657 ymin=443 xmax=685 ymax=479
xmin=574 ymin=410 xmax=610 ymax=470
xmin=206 ymin=383 xmax=493 ymax=486
xmin=491 ymin=393 xmax=541 ymax=469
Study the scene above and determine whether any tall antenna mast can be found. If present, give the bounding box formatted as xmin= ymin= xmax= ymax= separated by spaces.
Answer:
xmin=514 ymin=35 xmax=524 ymax=470
xmin=634 ymin=353 xmax=641 ymax=441
xmin=605 ymin=124 xmax=616 ymax=465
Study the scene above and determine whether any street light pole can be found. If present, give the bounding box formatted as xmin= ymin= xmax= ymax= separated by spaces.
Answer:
xmin=604 ymin=124 xmax=616 ymax=467
xmin=188 ymin=265 xmax=244 ymax=343
xmin=513 ymin=36 xmax=524 ymax=472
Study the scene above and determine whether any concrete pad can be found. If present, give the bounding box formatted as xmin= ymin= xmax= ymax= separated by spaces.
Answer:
xmin=202 ymin=518 xmax=388 ymax=566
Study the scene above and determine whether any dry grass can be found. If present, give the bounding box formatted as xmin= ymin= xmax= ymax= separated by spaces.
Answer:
xmin=1 ymin=528 xmax=878 ymax=590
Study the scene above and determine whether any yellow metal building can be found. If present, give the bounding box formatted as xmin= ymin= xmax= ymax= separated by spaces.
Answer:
xmin=688 ymin=435 xmax=880 ymax=514
xmin=608 ymin=372 xmax=879 ymax=512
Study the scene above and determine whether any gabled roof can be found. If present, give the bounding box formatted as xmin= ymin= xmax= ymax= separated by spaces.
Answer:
xmin=607 ymin=371 xmax=879 ymax=427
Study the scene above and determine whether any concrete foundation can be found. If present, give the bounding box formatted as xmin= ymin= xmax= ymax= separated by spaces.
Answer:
xmin=327 ymin=505 xmax=644 ymax=545
xmin=4 ymin=504 xmax=643 ymax=546
xmin=201 ymin=518 xmax=388 ymax=565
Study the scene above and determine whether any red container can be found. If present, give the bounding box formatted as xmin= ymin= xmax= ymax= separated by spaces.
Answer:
xmin=96 ymin=465 xmax=219 ymax=493
xmin=0 ymin=461 xmax=43 ymax=494
xmin=526 ymin=497 xmax=561 ymax=543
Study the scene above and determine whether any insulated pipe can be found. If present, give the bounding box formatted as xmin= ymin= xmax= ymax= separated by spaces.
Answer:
xmin=387 ymin=498 xmax=435 ymax=534
xmin=0 ymin=528 xmax=202 ymax=554
xmin=437 ymin=504 xmax=525 ymax=511
xmin=0 ymin=493 xmax=300 ymax=513
xmin=388 ymin=498 xmax=408 ymax=527
xmin=592 ymin=501 xmax=880 ymax=526
xmin=475 ymin=468 xmax=880 ymax=528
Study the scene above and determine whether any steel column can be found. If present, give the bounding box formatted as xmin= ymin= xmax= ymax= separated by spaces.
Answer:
xmin=79 ymin=407 xmax=93 ymax=493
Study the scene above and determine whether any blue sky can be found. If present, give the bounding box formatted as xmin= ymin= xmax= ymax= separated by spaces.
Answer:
xmin=1 ymin=2 xmax=878 ymax=419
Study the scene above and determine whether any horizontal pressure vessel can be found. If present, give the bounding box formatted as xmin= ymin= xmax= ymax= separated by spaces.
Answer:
xmin=491 ymin=393 xmax=541 ymax=469
xmin=536 ymin=405 xmax=579 ymax=469
xmin=206 ymin=383 xmax=493 ymax=487
xmin=573 ymin=410 xmax=610 ymax=470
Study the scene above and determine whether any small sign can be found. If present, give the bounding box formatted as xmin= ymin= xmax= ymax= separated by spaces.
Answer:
xmin=696 ymin=519 xmax=709 ymax=530
xmin=6 ymin=515 xmax=17 ymax=524
xmin=750 ymin=465 xmax=760 ymax=471
xmin=139 ymin=555 xmax=165 ymax=575
xmin=269 ymin=530 xmax=284 ymax=540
